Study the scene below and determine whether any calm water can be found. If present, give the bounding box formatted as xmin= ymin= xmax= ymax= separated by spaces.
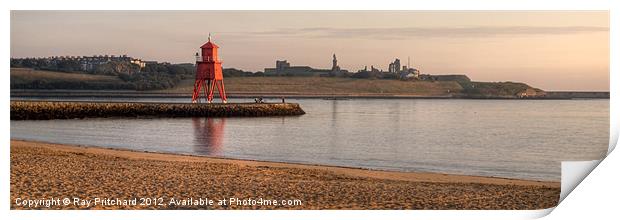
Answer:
xmin=11 ymin=97 xmax=609 ymax=181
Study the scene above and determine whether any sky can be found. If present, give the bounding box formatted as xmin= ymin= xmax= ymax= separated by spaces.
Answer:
xmin=10 ymin=11 xmax=609 ymax=91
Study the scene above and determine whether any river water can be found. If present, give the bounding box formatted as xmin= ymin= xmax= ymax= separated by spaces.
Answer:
xmin=10 ymin=97 xmax=609 ymax=181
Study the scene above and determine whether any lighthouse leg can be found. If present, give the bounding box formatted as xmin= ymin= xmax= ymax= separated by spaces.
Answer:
xmin=217 ymin=80 xmax=227 ymax=103
xmin=207 ymin=80 xmax=216 ymax=103
xmin=192 ymin=80 xmax=202 ymax=103
xmin=203 ymin=80 xmax=210 ymax=103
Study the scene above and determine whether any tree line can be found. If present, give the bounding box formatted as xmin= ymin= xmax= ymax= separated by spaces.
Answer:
xmin=10 ymin=58 xmax=192 ymax=90
xmin=11 ymin=57 xmax=268 ymax=91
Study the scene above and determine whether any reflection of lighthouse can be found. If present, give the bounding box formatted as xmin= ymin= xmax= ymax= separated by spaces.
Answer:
xmin=192 ymin=117 xmax=226 ymax=155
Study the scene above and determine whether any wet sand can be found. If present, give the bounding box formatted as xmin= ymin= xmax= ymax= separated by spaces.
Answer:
xmin=10 ymin=140 xmax=560 ymax=210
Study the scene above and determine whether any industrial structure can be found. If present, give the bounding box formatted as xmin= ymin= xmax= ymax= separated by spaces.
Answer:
xmin=192 ymin=34 xmax=228 ymax=103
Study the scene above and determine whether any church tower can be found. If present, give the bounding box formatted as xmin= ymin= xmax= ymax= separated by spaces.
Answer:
xmin=330 ymin=53 xmax=341 ymax=76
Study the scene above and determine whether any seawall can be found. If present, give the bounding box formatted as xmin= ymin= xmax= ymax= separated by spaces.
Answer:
xmin=545 ymin=91 xmax=609 ymax=99
xmin=10 ymin=101 xmax=305 ymax=120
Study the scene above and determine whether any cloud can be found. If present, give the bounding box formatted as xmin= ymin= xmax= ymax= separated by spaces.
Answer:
xmin=234 ymin=26 xmax=608 ymax=40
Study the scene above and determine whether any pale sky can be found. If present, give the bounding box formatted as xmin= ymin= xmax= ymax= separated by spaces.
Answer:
xmin=11 ymin=11 xmax=609 ymax=91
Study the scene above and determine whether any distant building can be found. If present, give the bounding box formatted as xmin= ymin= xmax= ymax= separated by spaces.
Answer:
xmin=276 ymin=60 xmax=290 ymax=73
xmin=329 ymin=54 xmax=345 ymax=77
xmin=399 ymin=67 xmax=420 ymax=80
xmin=130 ymin=59 xmax=146 ymax=69
xmin=517 ymin=88 xmax=546 ymax=98
xmin=265 ymin=54 xmax=348 ymax=77
xmin=33 ymin=55 xmax=147 ymax=71
xmin=352 ymin=57 xmax=422 ymax=80
xmin=388 ymin=59 xmax=401 ymax=73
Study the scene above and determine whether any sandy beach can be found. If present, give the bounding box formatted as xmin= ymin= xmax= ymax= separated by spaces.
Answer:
xmin=10 ymin=140 xmax=560 ymax=210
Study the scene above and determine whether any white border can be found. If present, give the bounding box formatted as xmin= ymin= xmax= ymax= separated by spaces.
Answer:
xmin=3 ymin=0 xmax=613 ymax=10
xmin=3 ymin=0 xmax=617 ymax=219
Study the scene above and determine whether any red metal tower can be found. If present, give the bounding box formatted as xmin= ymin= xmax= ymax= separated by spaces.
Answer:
xmin=192 ymin=34 xmax=227 ymax=103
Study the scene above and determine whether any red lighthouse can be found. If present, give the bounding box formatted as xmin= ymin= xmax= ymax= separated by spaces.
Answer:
xmin=192 ymin=34 xmax=227 ymax=103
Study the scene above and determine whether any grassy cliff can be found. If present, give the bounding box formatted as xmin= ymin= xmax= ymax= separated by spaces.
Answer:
xmin=165 ymin=77 xmax=542 ymax=98
xmin=458 ymin=81 xmax=544 ymax=98
xmin=10 ymin=68 xmax=183 ymax=90
xmin=10 ymin=68 xmax=133 ymax=90
xmin=165 ymin=77 xmax=464 ymax=96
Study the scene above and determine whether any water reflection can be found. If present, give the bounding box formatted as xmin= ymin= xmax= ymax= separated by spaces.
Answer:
xmin=9 ymin=98 xmax=610 ymax=181
xmin=192 ymin=117 xmax=226 ymax=155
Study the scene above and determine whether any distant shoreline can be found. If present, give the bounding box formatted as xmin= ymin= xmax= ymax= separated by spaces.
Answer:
xmin=11 ymin=90 xmax=610 ymax=100
xmin=10 ymin=68 xmax=608 ymax=99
